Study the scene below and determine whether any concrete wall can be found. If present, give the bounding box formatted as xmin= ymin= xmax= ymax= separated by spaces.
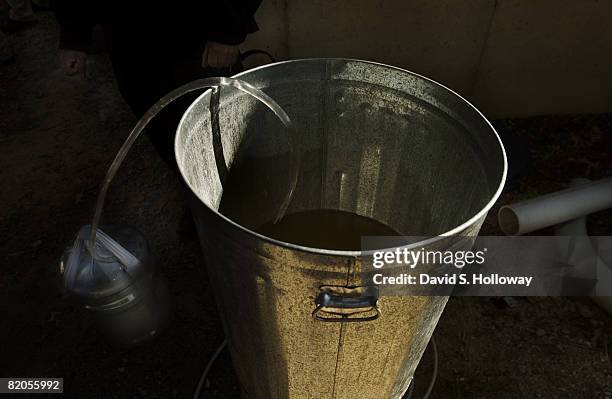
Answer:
xmin=243 ymin=0 xmax=612 ymax=118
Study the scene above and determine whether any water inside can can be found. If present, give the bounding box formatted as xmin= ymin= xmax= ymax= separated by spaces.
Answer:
xmin=217 ymin=151 xmax=400 ymax=251
xmin=216 ymin=135 xmax=401 ymax=251
xmin=256 ymin=209 xmax=399 ymax=251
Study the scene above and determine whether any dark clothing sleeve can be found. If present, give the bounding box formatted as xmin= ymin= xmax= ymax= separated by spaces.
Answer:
xmin=51 ymin=0 xmax=99 ymax=52
xmin=206 ymin=0 xmax=262 ymax=45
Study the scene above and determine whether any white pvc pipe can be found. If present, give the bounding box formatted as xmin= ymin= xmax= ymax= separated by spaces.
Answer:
xmin=554 ymin=179 xmax=612 ymax=314
xmin=498 ymin=177 xmax=612 ymax=236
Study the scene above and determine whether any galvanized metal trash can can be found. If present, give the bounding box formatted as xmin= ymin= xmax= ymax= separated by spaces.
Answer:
xmin=175 ymin=59 xmax=506 ymax=398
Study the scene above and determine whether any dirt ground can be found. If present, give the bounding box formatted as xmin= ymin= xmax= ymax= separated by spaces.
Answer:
xmin=1 ymin=11 xmax=611 ymax=399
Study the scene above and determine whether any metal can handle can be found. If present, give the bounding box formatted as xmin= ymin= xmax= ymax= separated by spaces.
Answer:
xmin=312 ymin=285 xmax=380 ymax=322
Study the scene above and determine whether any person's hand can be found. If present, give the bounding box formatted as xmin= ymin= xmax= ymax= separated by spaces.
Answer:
xmin=60 ymin=49 xmax=87 ymax=77
xmin=201 ymin=41 xmax=240 ymax=69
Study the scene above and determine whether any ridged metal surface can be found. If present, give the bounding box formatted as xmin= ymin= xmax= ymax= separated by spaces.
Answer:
xmin=176 ymin=59 xmax=506 ymax=398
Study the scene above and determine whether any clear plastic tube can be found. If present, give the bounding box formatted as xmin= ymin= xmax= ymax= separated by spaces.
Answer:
xmin=88 ymin=77 xmax=294 ymax=258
